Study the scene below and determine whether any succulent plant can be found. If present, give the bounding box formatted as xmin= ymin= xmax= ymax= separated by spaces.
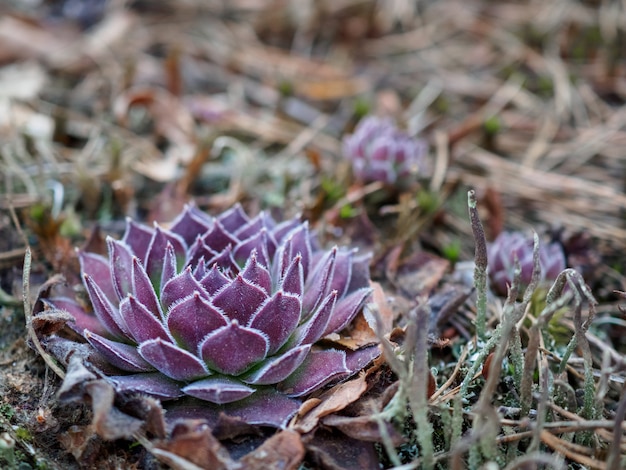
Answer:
xmin=46 ymin=205 xmax=379 ymax=427
xmin=342 ymin=115 xmax=428 ymax=187
xmin=488 ymin=231 xmax=566 ymax=296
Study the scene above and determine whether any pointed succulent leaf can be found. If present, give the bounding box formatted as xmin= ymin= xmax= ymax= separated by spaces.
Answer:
xmin=160 ymin=243 xmax=179 ymax=298
xmin=186 ymin=237 xmax=219 ymax=271
xmin=120 ymin=294 xmax=171 ymax=344
xmin=278 ymin=349 xmax=349 ymax=397
xmin=170 ymin=205 xmax=212 ymax=246
xmin=84 ymin=330 xmax=153 ymax=372
xmin=284 ymin=223 xmax=313 ymax=278
xmin=219 ymin=388 xmax=300 ymax=428
xmin=121 ymin=218 xmax=154 ymax=262
xmin=145 ymin=226 xmax=186 ymax=281
xmin=167 ymin=292 xmax=228 ymax=350
xmin=199 ymin=320 xmax=269 ymax=375
xmin=231 ymin=213 xmax=263 ymax=240
xmin=107 ymin=237 xmax=135 ymax=300
xmin=323 ymin=287 xmax=371 ymax=336
xmin=78 ymin=250 xmax=117 ymax=302
xmin=202 ymin=219 xmax=239 ymax=252
xmin=272 ymin=217 xmax=302 ymax=244
xmin=542 ymin=242 xmax=566 ymax=279
xmin=302 ymin=247 xmax=337 ymax=314
xmin=193 ymin=258 xmax=207 ymax=279
xmin=182 ymin=377 xmax=255 ymax=404
xmin=344 ymin=345 xmax=380 ymax=375
xmin=239 ymin=250 xmax=272 ymax=294
xmin=131 ymin=256 xmax=163 ymax=320
xmin=199 ymin=264 xmax=231 ymax=296
xmin=161 ymin=267 xmax=208 ymax=311
xmin=83 ymin=274 xmax=129 ymax=339
xmin=212 ymin=274 xmax=268 ymax=325
xmin=248 ymin=291 xmax=301 ymax=354
xmin=138 ymin=338 xmax=209 ymax=381
xmin=233 ymin=229 xmax=272 ymax=268
xmin=205 ymin=245 xmax=239 ymax=276
xmin=163 ymin=389 xmax=300 ymax=428
xmin=328 ymin=249 xmax=353 ymax=298
xmin=296 ymin=290 xmax=338 ymax=345
xmin=241 ymin=345 xmax=311 ymax=385
xmin=216 ymin=203 xmax=250 ymax=232
xmin=40 ymin=297 xmax=104 ymax=336
xmin=279 ymin=254 xmax=303 ymax=297
xmin=44 ymin=297 xmax=107 ymax=336
xmin=347 ymin=253 xmax=372 ymax=292
xmin=273 ymin=223 xmax=312 ymax=280
xmin=109 ymin=373 xmax=183 ymax=400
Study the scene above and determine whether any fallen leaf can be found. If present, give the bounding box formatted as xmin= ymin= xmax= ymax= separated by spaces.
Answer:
xmin=86 ymin=380 xmax=144 ymax=441
xmin=296 ymin=398 xmax=322 ymax=419
xmin=321 ymin=414 xmax=405 ymax=446
xmin=31 ymin=309 xmax=76 ymax=337
xmin=296 ymin=77 xmax=369 ymax=100
xmin=482 ymin=186 xmax=504 ymax=240
xmin=238 ymin=429 xmax=304 ymax=470
xmin=26 ymin=206 xmax=79 ymax=279
xmin=482 ymin=352 xmax=495 ymax=381
xmin=304 ymin=428 xmax=380 ymax=470
xmin=114 ymin=86 xmax=197 ymax=182
xmin=332 ymin=311 xmax=377 ymax=350
xmin=155 ymin=420 xmax=234 ymax=470
xmin=428 ymin=283 xmax=473 ymax=335
xmin=293 ymin=374 xmax=368 ymax=433
xmin=0 ymin=62 xmax=46 ymax=100
xmin=212 ymin=413 xmax=263 ymax=441
xmin=58 ymin=424 xmax=98 ymax=461
xmin=332 ymin=281 xmax=395 ymax=350
xmin=395 ymin=251 xmax=450 ymax=298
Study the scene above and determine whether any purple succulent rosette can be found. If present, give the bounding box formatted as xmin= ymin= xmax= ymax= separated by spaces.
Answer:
xmin=342 ymin=115 xmax=428 ymax=187
xmin=45 ymin=204 xmax=379 ymax=427
xmin=488 ymin=231 xmax=566 ymax=296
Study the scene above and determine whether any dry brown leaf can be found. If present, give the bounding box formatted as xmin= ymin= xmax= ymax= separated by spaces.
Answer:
xmin=58 ymin=425 xmax=97 ymax=461
xmin=238 ymin=429 xmax=304 ymax=470
xmin=481 ymin=186 xmax=505 ymax=240
xmin=26 ymin=208 xmax=79 ymax=280
xmin=114 ymin=86 xmax=196 ymax=182
xmin=333 ymin=281 xmax=394 ymax=350
xmin=395 ymin=251 xmax=450 ymax=298
xmin=155 ymin=420 xmax=235 ymax=470
xmin=0 ymin=62 xmax=46 ymax=100
xmin=296 ymin=77 xmax=369 ymax=100
xmin=369 ymin=280 xmax=395 ymax=335
xmin=332 ymin=311 xmax=378 ymax=350
xmin=292 ymin=374 xmax=368 ymax=433
xmin=0 ymin=16 xmax=76 ymax=64
xmin=321 ymin=414 xmax=405 ymax=446
xmin=304 ymin=428 xmax=380 ymax=470
xmin=296 ymin=398 xmax=322 ymax=419
xmin=31 ymin=309 xmax=76 ymax=338
xmin=85 ymin=380 xmax=145 ymax=441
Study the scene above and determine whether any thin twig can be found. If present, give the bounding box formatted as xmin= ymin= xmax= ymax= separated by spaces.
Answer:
xmin=22 ymin=248 xmax=66 ymax=380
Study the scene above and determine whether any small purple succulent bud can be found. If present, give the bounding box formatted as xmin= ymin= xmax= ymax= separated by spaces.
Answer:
xmin=46 ymin=204 xmax=379 ymax=427
xmin=342 ymin=116 xmax=428 ymax=187
xmin=487 ymin=231 xmax=566 ymax=296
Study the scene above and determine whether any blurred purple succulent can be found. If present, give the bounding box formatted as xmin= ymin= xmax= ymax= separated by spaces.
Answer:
xmin=342 ymin=116 xmax=428 ymax=187
xmin=46 ymin=205 xmax=378 ymax=427
xmin=488 ymin=231 xmax=566 ymax=296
